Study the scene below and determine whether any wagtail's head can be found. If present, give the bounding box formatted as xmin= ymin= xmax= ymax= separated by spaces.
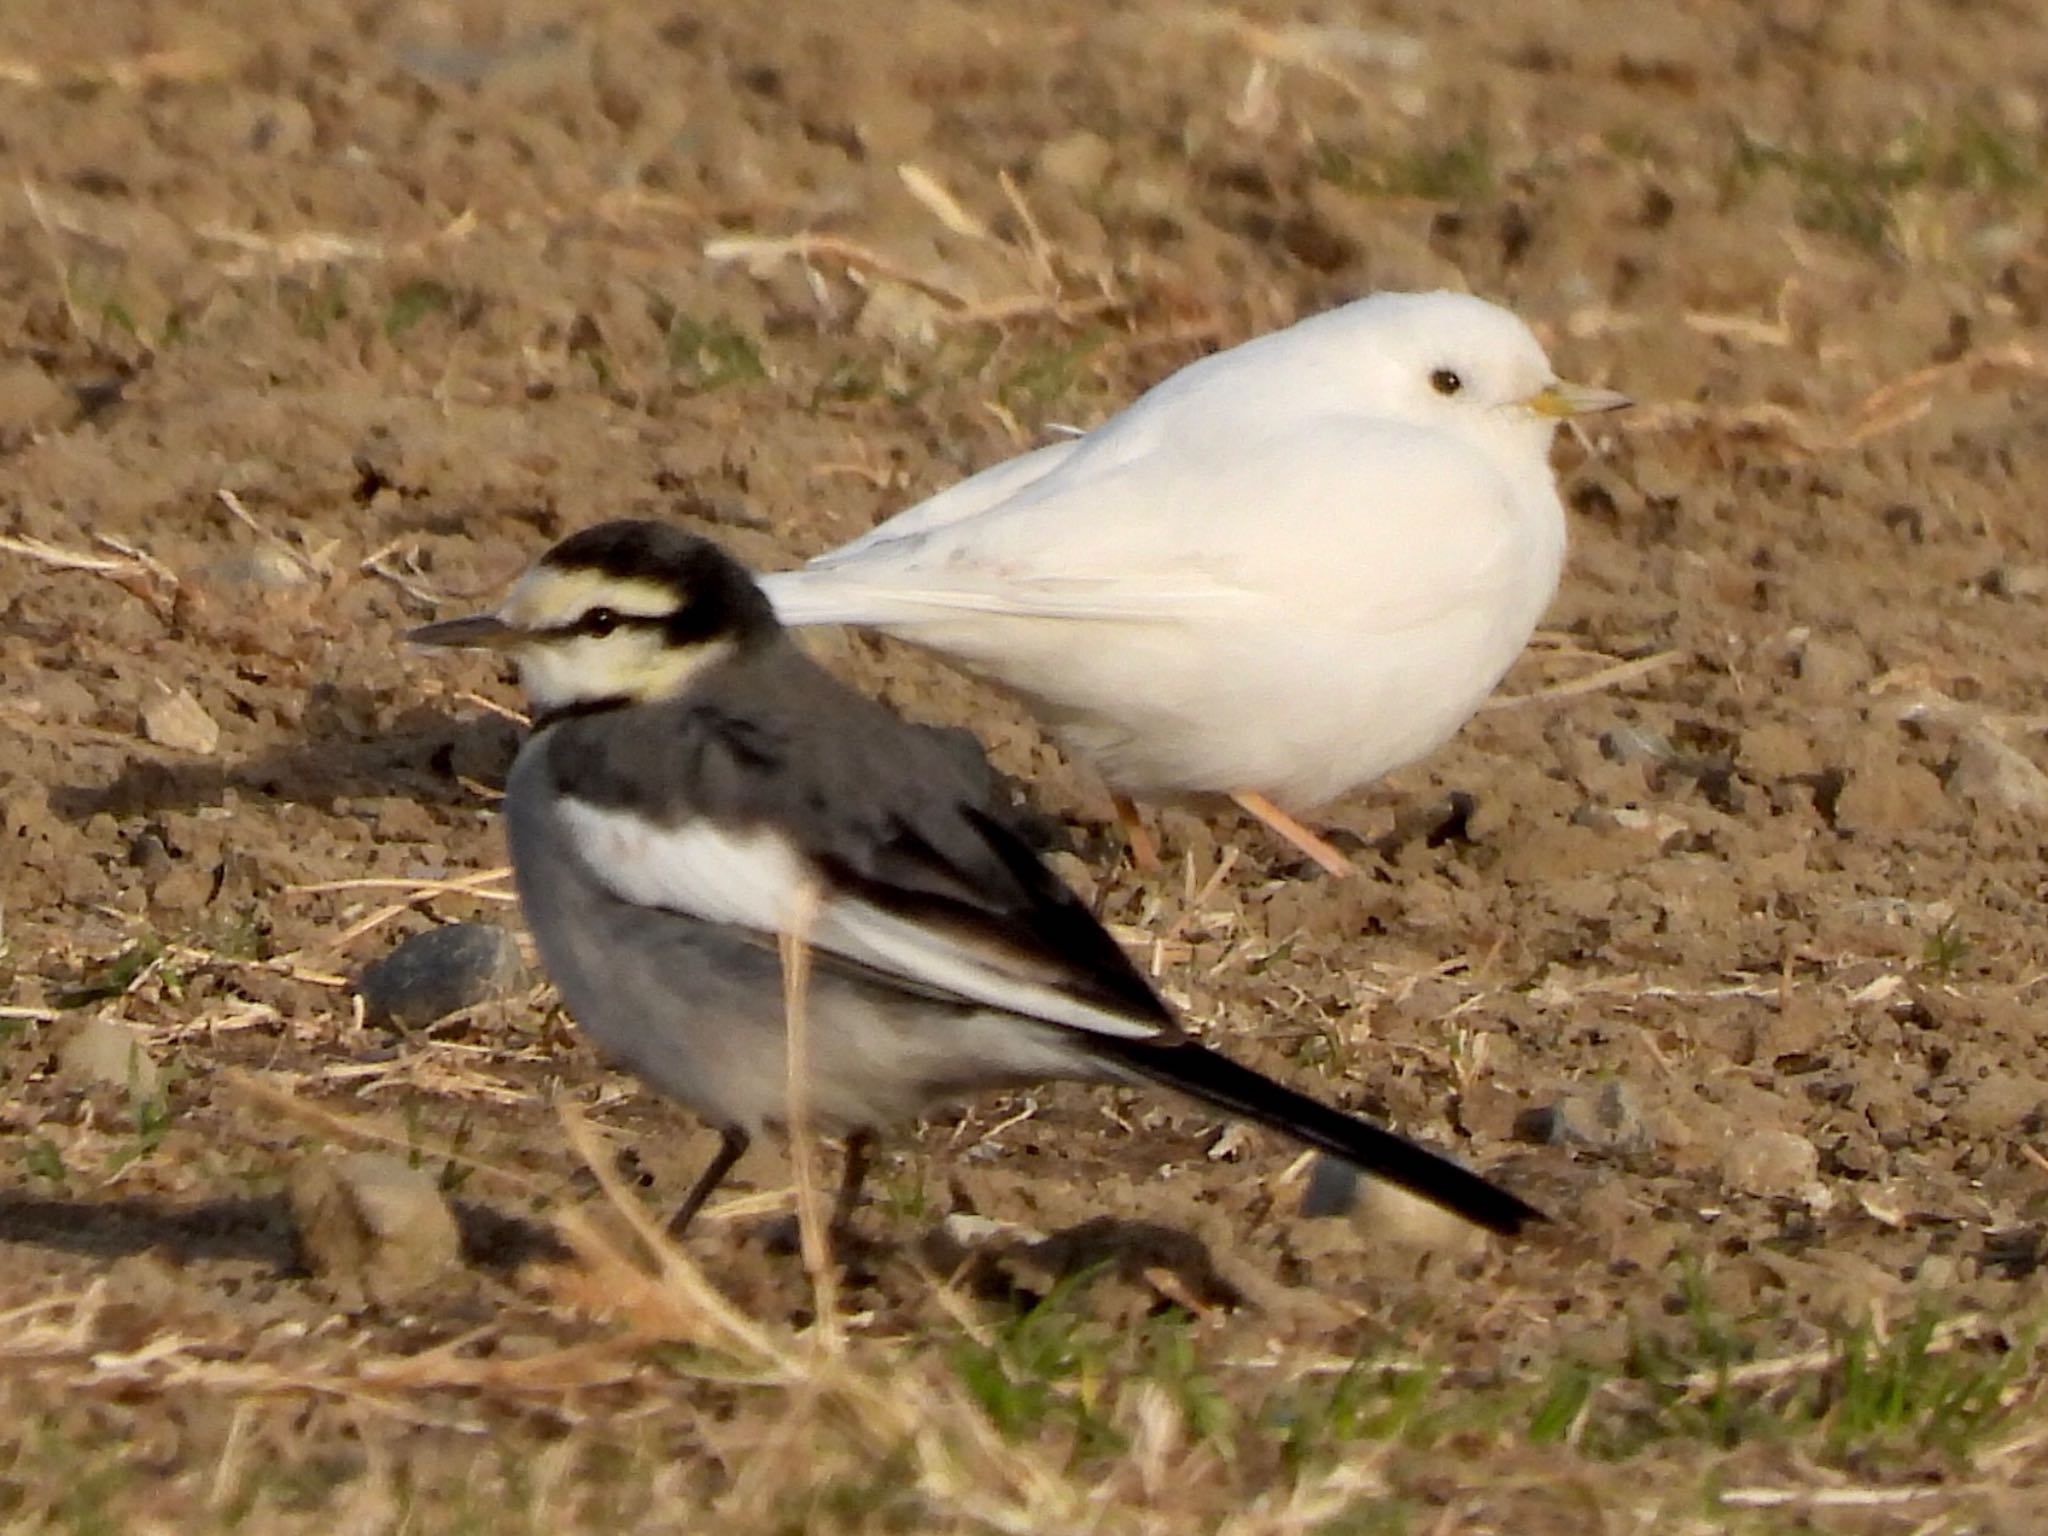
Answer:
xmin=410 ymin=521 xmax=779 ymax=719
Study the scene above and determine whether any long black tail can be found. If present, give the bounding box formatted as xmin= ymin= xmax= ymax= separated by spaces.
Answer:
xmin=1089 ymin=1038 xmax=1544 ymax=1236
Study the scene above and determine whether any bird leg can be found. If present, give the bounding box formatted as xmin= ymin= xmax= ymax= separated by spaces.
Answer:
xmin=1229 ymin=789 xmax=1357 ymax=878
xmin=666 ymin=1125 xmax=751 ymax=1237
xmin=831 ymin=1130 xmax=873 ymax=1234
xmin=1111 ymin=792 xmax=1162 ymax=873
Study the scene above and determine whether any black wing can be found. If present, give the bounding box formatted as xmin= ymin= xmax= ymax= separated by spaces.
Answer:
xmin=544 ymin=643 xmax=1176 ymax=1038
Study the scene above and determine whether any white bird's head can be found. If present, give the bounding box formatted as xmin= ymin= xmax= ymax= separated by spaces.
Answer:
xmin=410 ymin=522 xmax=779 ymax=721
xmin=1300 ymin=290 xmax=1629 ymax=458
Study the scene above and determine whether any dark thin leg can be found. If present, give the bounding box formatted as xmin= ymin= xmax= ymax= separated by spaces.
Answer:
xmin=830 ymin=1131 xmax=873 ymax=1234
xmin=666 ymin=1126 xmax=750 ymax=1238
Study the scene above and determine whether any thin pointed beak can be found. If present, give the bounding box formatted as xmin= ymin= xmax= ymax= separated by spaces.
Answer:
xmin=1523 ymin=380 xmax=1632 ymax=419
xmin=407 ymin=613 xmax=521 ymax=650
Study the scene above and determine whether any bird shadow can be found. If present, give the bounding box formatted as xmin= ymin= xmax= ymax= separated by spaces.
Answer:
xmin=0 ymin=1188 xmax=565 ymax=1275
xmin=0 ymin=1189 xmax=298 ymax=1268
xmin=917 ymin=1212 xmax=1246 ymax=1312
xmin=48 ymin=686 xmax=522 ymax=822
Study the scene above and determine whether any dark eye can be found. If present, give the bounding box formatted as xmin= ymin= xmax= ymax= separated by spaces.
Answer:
xmin=580 ymin=607 xmax=622 ymax=638
xmin=1430 ymin=368 xmax=1464 ymax=397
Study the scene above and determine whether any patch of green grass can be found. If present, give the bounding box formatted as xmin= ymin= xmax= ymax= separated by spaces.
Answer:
xmin=1733 ymin=132 xmax=1928 ymax=253
xmin=1136 ymin=1311 xmax=1238 ymax=1448
xmin=1935 ymin=111 xmax=2039 ymax=194
xmin=1283 ymin=1026 xmax=1347 ymax=1076
xmin=1728 ymin=112 xmax=2042 ymax=255
xmin=1527 ymin=1360 xmax=1602 ymax=1445
xmin=873 ymin=1161 xmax=929 ymax=1221
xmin=1826 ymin=1311 xmax=2029 ymax=1459
xmin=950 ymin=1270 xmax=1119 ymax=1450
xmin=6 ymin=1418 xmax=133 ymax=1536
xmin=1252 ymin=1262 xmax=2031 ymax=1485
xmin=1920 ymin=916 xmax=1971 ymax=977
xmin=22 ymin=1136 xmax=66 ymax=1184
xmin=290 ymin=273 xmax=352 ymax=340
xmin=1313 ymin=1503 xmax=1418 ymax=1536
xmin=54 ymin=940 xmax=162 ymax=1008
xmin=1266 ymin=1354 xmax=1446 ymax=1472
xmin=996 ymin=328 xmax=1108 ymax=419
xmin=54 ymin=270 xmax=160 ymax=351
xmin=869 ymin=328 xmax=1003 ymax=409
xmin=261 ymin=1453 xmax=369 ymax=1516
xmin=1318 ymin=130 xmax=1494 ymax=201
xmin=663 ymin=313 xmax=767 ymax=391
xmin=951 ymin=1282 xmax=1246 ymax=1473
xmin=812 ymin=356 xmax=879 ymax=407
xmin=105 ymin=1089 xmax=172 ymax=1173
xmin=437 ymin=1114 xmax=477 ymax=1195
xmin=1245 ymin=937 xmax=1297 ymax=975
xmin=97 ymin=298 xmax=140 ymax=340
xmin=384 ymin=278 xmax=458 ymax=337
xmin=205 ymin=907 xmax=269 ymax=963
xmin=1599 ymin=1266 xmax=2029 ymax=1464
xmin=1602 ymin=124 xmax=1661 ymax=163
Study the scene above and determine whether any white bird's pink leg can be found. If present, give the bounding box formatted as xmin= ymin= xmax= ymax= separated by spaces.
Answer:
xmin=1229 ymin=789 xmax=1356 ymax=878
xmin=1111 ymin=792 xmax=1162 ymax=873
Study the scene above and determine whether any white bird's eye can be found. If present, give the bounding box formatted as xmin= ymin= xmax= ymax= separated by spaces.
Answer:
xmin=581 ymin=606 xmax=623 ymax=638
xmin=1429 ymin=368 xmax=1464 ymax=397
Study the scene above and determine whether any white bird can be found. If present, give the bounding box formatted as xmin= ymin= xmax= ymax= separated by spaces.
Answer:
xmin=760 ymin=290 xmax=1628 ymax=875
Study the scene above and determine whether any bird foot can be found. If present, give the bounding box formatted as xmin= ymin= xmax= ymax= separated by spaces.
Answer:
xmin=1228 ymin=789 xmax=1356 ymax=878
xmin=1111 ymin=792 xmax=1163 ymax=873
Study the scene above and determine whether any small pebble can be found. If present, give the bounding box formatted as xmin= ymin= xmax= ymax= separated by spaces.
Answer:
xmin=0 ymin=361 xmax=70 ymax=437
xmin=1300 ymin=1154 xmax=1363 ymax=1218
xmin=53 ymin=1016 xmax=161 ymax=1096
xmin=1037 ymin=129 xmax=1114 ymax=192
xmin=288 ymin=1151 xmax=462 ymax=1307
xmin=358 ymin=922 xmax=526 ymax=1027
xmin=1979 ymin=563 xmax=2048 ymax=601
xmin=1796 ymin=635 xmax=1870 ymax=695
xmin=1948 ymin=726 xmax=2048 ymax=818
xmin=1834 ymin=754 xmax=1950 ymax=836
xmin=140 ymin=685 xmax=221 ymax=755
xmin=1720 ymin=1129 xmax=1820 ymax=1198
xmin=1515 ymin=1080 xmax=1653 ymax=1155
xmin=1599 ymin=725 xmax=1675 ymax=766
xmin=1299 ymin=1157 xmax=1490 ymax=1257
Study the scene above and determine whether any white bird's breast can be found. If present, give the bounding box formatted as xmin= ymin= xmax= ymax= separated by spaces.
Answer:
xmin=1039 ymin=533 xmax=1562 ymax=806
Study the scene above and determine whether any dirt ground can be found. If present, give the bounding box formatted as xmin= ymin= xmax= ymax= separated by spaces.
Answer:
xmin=4 ymin=0 xmax=2048 ymax=1530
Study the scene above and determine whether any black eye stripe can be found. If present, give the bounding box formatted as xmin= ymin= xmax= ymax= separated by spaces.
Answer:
xmin=536 ymin=609 xmax=668 ymax=641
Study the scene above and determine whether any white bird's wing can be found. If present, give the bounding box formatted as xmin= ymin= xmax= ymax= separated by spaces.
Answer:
xmin=806 ymin=437 xmax=1083 ymax=568
xmin=762 ymin=570 xmax=1254 ymax=627
xmin=764 ymin=415 xmax=1534 ymax=638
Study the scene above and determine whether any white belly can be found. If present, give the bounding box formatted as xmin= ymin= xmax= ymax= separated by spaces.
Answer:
xmin=887 ymin=590 xmax=1547 ymax=809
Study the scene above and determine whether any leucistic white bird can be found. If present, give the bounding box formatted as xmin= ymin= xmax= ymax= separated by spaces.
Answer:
xmin=760 ymin=291 xmax=1628 ymax=875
